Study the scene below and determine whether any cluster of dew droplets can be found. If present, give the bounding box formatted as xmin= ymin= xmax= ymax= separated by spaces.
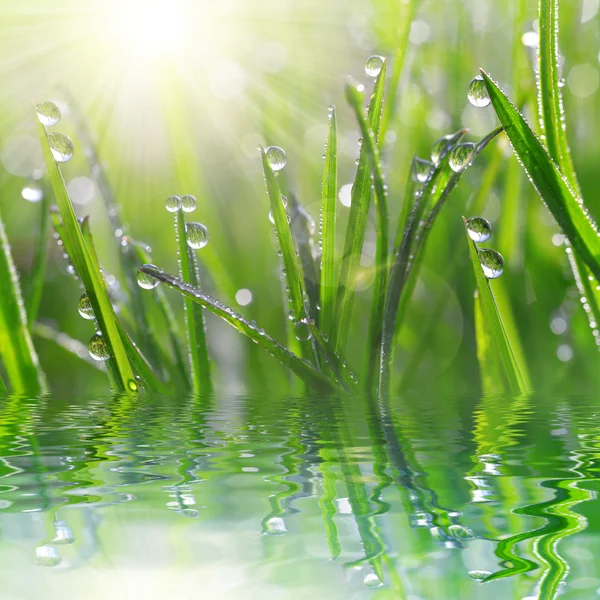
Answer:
xmin=36 ymin=101 xmax=74 ymax=163
xmin=466 ymin=217 xmax=504 ymax=279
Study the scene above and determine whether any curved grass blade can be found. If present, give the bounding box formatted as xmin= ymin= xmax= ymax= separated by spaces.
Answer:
xmin=139 ymin=265 xmax=336 ymax=392
xmin=335 ymin=61 xmax=386 ymax=353
xmin=175 ymin=211 xmax=212 ymax=394
xmin=319 ymin=105 xmax=338 ymax=339
xmin=0 ymin=212 xmax=47 ymax=394
xmin=480 ymin=71 xmax=600 ymax=282
xmin=346 ymin=76 xmax=390 ymax=391
xmin=463 ymin=218 xmax=528 ymax=395
xmin=38 ymin=122 xmax=135 ymax=392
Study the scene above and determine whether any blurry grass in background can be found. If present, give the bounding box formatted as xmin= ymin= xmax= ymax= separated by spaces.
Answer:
xmin=1 ymin=0 xmax=600 ymax=395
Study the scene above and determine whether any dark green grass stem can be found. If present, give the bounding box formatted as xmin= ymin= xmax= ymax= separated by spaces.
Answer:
xmin=319 ymin=105 xmax=337 ymax=340
xmin=334 ymin=62 xmax=386 ymax=354
xmin=345 ymin=77 xmax=390 ymax=391
xmin=175 ymin=211 xmax=211 ymax=395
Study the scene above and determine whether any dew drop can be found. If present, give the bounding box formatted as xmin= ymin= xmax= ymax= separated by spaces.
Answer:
xmin=468 ymin=570 xmax=492 ymax=582
xmin=35 ymin=545 xmax=61 ymax=567
xmin=364 ymin=573 xmax=382 ymax=588
xmin=449 ymin=142 xmax=476 ymax=172
xmin=78 ymin=292 xmax=95 ymax=320
xmin=466 ymin=217 xmax=492 ymax=242
xmin=48 ymin=132 xmax=74 ymax=163
xmin=88 ymin=333 xmax=110 ymax=361
xmin=181 ymin=194 xmax=197 ymax=213
xmin=137 ymin=264 xmax=161 ymax=290
xmin=165 ymin=195 xmax=181 ymax=213
xmin=186 ymin=222 xmax=209 ymax=250
xmin=294 ymin=319 xmax=312 ymax=341
xmin=264 ymin=516 xmax=287 ymax=535
xmin=413 ymin=157 xmax=433 ymax=183
xmin=467 ymin=75 xmax=491 ymax=107
xmin=21 ymin=183 xmax=43 ymax=203
xmin=265 ymin=146 xmax=287 ymax=171
xmin=431 ymin=133 xmax=455 ymax=165
xmin=36 ymin=101 xmax=61 ymax=126
xmin=479 ymin=248 xmax=504 ymax=279
xmin=364 ymin=55 xmax=384 ymax=78
xmin=448 ymin=524 xmax=474 ymax=539
xmin=127 ymin=379 xmax=138 ymax=392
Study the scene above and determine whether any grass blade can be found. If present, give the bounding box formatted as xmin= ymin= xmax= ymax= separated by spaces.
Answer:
xmin=0 ymin=213 xmax=47 ymax=394
xmin=319 ymin=105 xmax=337 ymax=339
xmin=335 ymin=61 xmax=387 ymax=353
xmin=139 ymin=265 xmax=336 ymax=392
xmin=38 ymin=121 xmax=136 ymax=392
xmin=0 ymin=372 xmax=7 ymax=395
xmin=463 ymin=218 xmax=528 ymax=395
xmin=480 ymin=71 xmax=600 ymax=282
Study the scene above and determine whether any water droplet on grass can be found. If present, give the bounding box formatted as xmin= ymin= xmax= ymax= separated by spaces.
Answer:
xmin=479 ymin=248 xmax=504 ymax=279
xmin=137 ymin=265 xmax=161 ymax=290
xmin=265 ymin=516 xmax=287 ymax=535
xmin=449 ymin=143 xmax=476 ymax=172
xmin=364 ymin=573 xmax=382 ymax=588
xmin=413 ymin=157 xmax=433 ymax=183
xmin=186 ymin=222 xmax=209 ymax=249
xmin=365 ymin=55 xmax=384 ymax=77
xmin=466 ymin=217 xmax=492 ymax=242
xmin=431 ymin=133 xmax=455 ymax=164
xmin=181 ymin=194 xmax=197 ymax=212
xmin=48 ymin=133 xmax=74 ymax=163
xmin=467 ymin=75 xmax=491 ymax=107
xmin=22 ymin=183 xmax=43 ymax=202
xmin=88 ymin=333 xmax=110 ymax=361
xmin=36 ymin=101 xmax=61 ymax=126
xmin=165 ymin=195 xmax=181 ymax=213
xmin=468 ymin=570 xmax=492 ymax=582
xmin=35 ymin=545 xmax=61 ymax=567
xmin=78 ymin=292 xmax=94 ymax=320
xmin=294 ymin=319 xmax=312 ymax=341
xmin=265 ymin=146 xmax=287 ymax=171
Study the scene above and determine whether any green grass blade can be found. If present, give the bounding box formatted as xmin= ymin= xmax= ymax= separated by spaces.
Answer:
xmin=175 ymin=210 xmax=212 ymax=394
xmin=335 ymin=62 xmax=387 ymax=353
xmin=480 ymin=71 xmax=600 ymax=282
xmin=319 ymin=105 xmax=337 ymax=339
xmin=345 ymin=76 xmax=390 ymax=390
xmin=0 ymin=371 xmax=7 ymax=395
xmin=0 ymin=212 xmax=47 ymax=394
xmin=38 ymin=121 xmax=135 ymax=392
xmin=139 ymin=265 xmax=336 ymax=392
xmin=394 ymin=157 xmax=421 ymax=248
xmin=463 ymin=218 xmax=528 ymax=395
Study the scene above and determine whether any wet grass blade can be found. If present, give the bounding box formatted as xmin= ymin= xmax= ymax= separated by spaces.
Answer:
xmin=335 ymin=62 xmax=386 ymax=353
xmin=139 ymin=265 xmax=336 ymax=392
xmin=480 ymin=71 xmax=600 ymax=282
xmin=0 ymin=212 xmax=47 ymax=394
xmin=38 ymin=122 xmax=135 ymax=392
xmin=463 ymin=218 xmax=528 ymax=395
xmin=346 ymin=76 xmax=390 ymax=391
xmin=319 ymin=105 xmax=338 ymax=339
xmin=175 ymin=211 xmax=212 ymax=394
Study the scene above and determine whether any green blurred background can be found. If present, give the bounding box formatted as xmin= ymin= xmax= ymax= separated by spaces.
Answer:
xmin=1 ymin=0 xmax=600 ymax=396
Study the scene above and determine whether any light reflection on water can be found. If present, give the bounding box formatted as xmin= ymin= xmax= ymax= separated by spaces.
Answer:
xmin=0 ymin=393 xmax=599 ymax=599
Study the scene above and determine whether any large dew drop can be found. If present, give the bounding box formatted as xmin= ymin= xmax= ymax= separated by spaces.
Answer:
xmin=265 ymin=146 xmax=287 ymax=171
xmin=449 ymin=142 xmax=476 ymax=172
xmin=181 ymin=194 xmax=197 ymax=213
xmin=36 ymin=101 xmax=61 ymax=126
xmin=294 ymin=319 xmax=312 ymax=341
xmin=186 ymin=222 xmax=209 ymax=250
xmin=431 ymin=134 xmax=455 ymax=165
xmin=78 ymin=292 xmax=95 ymax=320
xmin=88 ymin=333 xmax=110 ymax=361
xmin=466 ymin=217 xmax=492 ymax=242
xmin=413 ymin=157 xmax=433 ymax=183
xmin=365 ymin=55 xmax=384 ymax=77
xmin=48 ymin=132 xmax=74 ymax=163
xmin=467 ymin=75 xmax=491 ymax=107
xmin=165 ymin=195 xmax=181 ymax=213
xmin=479 ymin=248 xmax=504 ymax=279
xmin=137 ymin=264 xmax=161 ymax=290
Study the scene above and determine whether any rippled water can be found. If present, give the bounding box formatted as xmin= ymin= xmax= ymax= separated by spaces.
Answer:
xmin=1 ymin=393 xmax=599 ymax=599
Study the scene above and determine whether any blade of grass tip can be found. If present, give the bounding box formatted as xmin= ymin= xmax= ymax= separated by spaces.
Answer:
xmin=0 ymin=211 xmax=47 ymax=394
xmin=259 ymin=147 xmax=313 ymax=356
xmin=139 ymin=265 xmax=337 ymax=392
xmin=25 ymin=181 xmax=51 ymax=324
xmin=38 ymin=121 xmax=135 ymax=392
xmin=80 ymin=217 xmax=167 ymax=393
xmin=346 ymin=76 xmax=390 ymax=391
xmin=480 ymin=71 xmax=600 ymax=282
xmin=335 ymin=61 xmax=386 ymax=354
xmin=319 ymin=104 xmax=338 ymax=339
xmin=175 ymin=210 xmax=212 ymax=395
xmin=377 ymin=128 xmax=468 ymax=395
xmin=463 ymin=217 xmax=528 ymax=395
